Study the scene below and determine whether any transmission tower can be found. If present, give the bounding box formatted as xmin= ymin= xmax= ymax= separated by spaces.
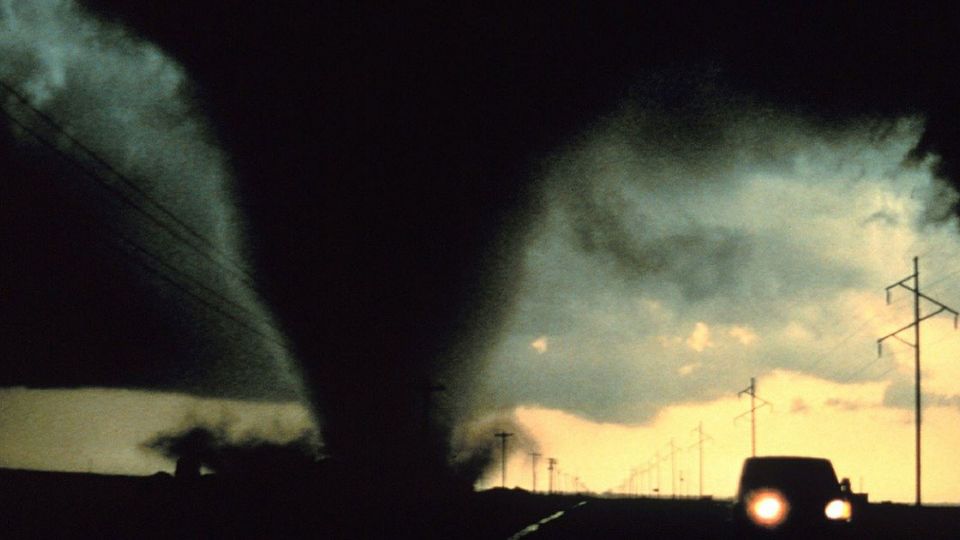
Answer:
xmin=736 ymin=377 xmax=771 ymax=456
xmin=878 ymin=256 xmax=958 ymax=507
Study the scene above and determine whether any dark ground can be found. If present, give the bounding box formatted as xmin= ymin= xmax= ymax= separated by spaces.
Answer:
xmin=529 ymin=496 xmax=960 ymax=540
xmin=2 ymin=468 xmax=958 ymax=539
xmin=0 ymin=468 xmax=576 ymax=539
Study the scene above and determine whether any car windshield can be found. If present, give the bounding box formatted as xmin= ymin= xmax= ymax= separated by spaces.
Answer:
xmin=739 ymin=458 xmax=839 ymax=498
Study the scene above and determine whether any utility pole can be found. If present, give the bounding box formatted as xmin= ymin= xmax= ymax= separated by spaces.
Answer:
xmin=494 ymin=432 xmax=514 ymax=488
xmin=879 ymin=256 xmax=958 ymax=507
xmin=736 ymin=377 xmax=770 ymax=456
xmin=529 ymin=452 xmax=541 ymax=492
xmin=655 ymin=450 xmax=662 ymax=498
xmin=547 ymin=458 xmax=557 ymax=494
xmin=689 ymin=422 xmax=713 ymax=498
xmin=666 ymin=439 xmax=680 ymax=498
xmin=647 ymin=460 xmax=654 ymax=496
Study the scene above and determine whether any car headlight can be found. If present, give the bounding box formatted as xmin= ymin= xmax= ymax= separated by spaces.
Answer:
xmin=824 ymin=498 xmax=852 ymax=521
xmin=746 ymin=489 xmax=790 ymax=529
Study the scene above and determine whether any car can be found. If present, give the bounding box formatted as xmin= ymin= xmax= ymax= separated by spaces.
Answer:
xmin=733 ymin=456 xmax=853 ymax=536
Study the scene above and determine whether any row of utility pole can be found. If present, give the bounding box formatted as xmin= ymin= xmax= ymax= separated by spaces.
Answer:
xmin=493 ymin=434 xmax=584 ymax=493
xmin=622 ymin=422 xmax=713 ymax=498
xmin=540 ymin=456 xmax=584 ymax=493
xmin=494 ymin=256 xmax=954 ymax=501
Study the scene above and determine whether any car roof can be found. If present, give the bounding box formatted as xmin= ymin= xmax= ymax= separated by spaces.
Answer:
xmin=744 ymin=456 xmax=832 ymax=463
xmin=737 ymin=456 xmax=840 ymax=499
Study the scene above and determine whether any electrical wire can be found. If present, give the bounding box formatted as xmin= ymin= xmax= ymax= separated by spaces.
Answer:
xmin=0 ymin=92 xmax=296 ymax=356
xmin=0 ymin=78 xmax=264 ymax=297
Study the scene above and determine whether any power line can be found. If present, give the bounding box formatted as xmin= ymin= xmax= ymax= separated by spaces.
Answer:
xmin=834 ymin=290 xmax=958 ymax=384
xmin=84 ymin=213 xmax=291 ymax=350
xmin=113 ymin=238 xmax=289 ymax=349
xmin=1 ymin=109 xmax=295 ymax=353
xmin=836 ymin=353 xmax=896 ymax=384
xmin=0 ymin=79 xmax=235 ymax=260
xmin=829 ymin=293 xmax=958 ymax=384
xmin=807 ymin=259 xmax=959 ymax=382
xmin=0 ymin=79 xmax=263 ymax=297
xmin=924 ymin=266 xmax=960 ymax=291
xmin=49 ymin=206 xmax=294 ymax=354
xmin=639 ymin=463 xmax=650 ymax=496
xmin=878 ymin=256 xmax=958 ymax=508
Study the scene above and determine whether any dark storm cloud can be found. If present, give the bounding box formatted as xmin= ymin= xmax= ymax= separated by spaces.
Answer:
xmin=565 ymin=200 xmax=752 ymax=301
xmin=450 ymin=410 xmax=540 ymax=482
xmin=6 ymin=1 xmax=960 ymax=487
xmin=0 ymin=0 xmax=306 ymax=402
xmin=537 ymin=72 xmax=899 ymax=304
xmin=142 ymin=418 xmax=322 ymax=476
xmin=478 ymin=96 xmax=954 ymax=424
xmin=918 ymin=175 xmax=960 ymax=226
xmin=863 ymin=210 xmax=901 ymax=228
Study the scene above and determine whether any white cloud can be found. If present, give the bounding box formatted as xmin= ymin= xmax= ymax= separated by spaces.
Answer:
xmin=729 ymin=325 xmax=759 ymax=345
xmin=658 ymin=335 xmax=683 ymax=348
xmin=678 ymin=362 xmax=700 ymax=376
xmin=782 ymin=321 xmax=815 ymax=342
xmin=686 ymin=322 xmax=713 ymax=352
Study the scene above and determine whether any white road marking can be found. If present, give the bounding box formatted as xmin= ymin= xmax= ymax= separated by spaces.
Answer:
xmin=507 ymin=501 xmax=589 ymax=539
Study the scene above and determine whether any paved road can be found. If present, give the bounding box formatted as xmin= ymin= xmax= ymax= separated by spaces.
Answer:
xmin=513 ymin=497 xmax=960 ymax=540
xmin=518 ymin=497 xmax=733 ymax=539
